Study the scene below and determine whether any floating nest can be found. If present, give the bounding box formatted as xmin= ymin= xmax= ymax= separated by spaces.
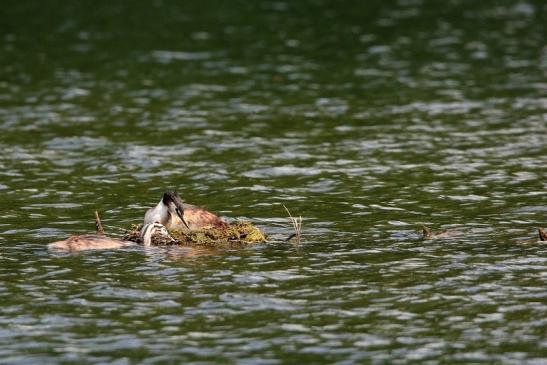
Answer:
xmin=123 ymin=221 xmax=267 ymax=248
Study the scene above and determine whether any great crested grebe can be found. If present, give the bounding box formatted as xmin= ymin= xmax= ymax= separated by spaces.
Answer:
xmin=48 ymin=212 xmax=173 ymax=251
xmin=48 ymin=234 xmax=136 ymax=251
xmin=140 ymin=222 xmax=176 ymax=246
xmin=144 ymin=191 xmax=227 ymax=230
xmin=421 ymin=225 xmax=462 ymax=239
xmin=539 ymin=227 xmax=547 ymax=241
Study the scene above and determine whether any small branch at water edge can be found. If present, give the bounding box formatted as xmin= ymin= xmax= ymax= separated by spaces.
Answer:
xmin=94 ymin=211 xmax=105 ymax=235
xmin=283 ymin=205 xmax=302 ymax=243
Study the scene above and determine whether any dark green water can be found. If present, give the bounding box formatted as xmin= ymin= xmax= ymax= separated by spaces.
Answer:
xmin=1 ymin=0 xmax=546 ymax=363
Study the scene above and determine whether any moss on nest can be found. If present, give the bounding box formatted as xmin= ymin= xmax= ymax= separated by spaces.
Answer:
xmin=175 ymin=221 xmax=267 ymax=247
xmin=122 ymin=224 xmax=142 ymax=242
xmin=123 ymin=221 xmax=267 ymax=247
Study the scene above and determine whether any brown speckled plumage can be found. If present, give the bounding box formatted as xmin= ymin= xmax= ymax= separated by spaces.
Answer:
xmin=48 ymin=235 xmax=135 ymax=251
xmin=421 ymin=225 xmax=461 ymax=239
xmin=182 ymin=203 xmax=228 ymax=230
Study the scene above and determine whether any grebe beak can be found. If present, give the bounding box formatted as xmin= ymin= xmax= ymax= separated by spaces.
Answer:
xmin=164 ymin=191 xmax=190 ymax=230
xmin=175 ymin=206 xmax=190 ymax=230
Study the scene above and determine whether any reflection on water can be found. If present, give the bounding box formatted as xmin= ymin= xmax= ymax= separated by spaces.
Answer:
xmin=0 ymin=0 xmax=546 ymax=363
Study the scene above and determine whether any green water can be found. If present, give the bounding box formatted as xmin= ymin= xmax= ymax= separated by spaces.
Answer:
xmin=1 ymin=0 xmax=546 ymax=364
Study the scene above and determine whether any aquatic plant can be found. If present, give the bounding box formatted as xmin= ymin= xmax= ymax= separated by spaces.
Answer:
xmin=283 ymin=205 xmax=302 ymax=244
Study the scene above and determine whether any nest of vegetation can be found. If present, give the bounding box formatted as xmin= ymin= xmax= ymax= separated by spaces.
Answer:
xmin=123 ymin=221 xmax=267 ymax=248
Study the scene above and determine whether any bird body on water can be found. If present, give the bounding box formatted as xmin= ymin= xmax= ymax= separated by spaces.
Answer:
xmin=48 ymin=223 xmax=173 ymax=251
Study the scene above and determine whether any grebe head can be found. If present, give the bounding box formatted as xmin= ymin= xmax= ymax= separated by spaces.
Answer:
xmin=140 ymin=222 xmax=174 ymax=246
xmin=143 ymin=191 xmax=190 ymax=230
xmin=162 ymin=191 xmax=190 ymax=229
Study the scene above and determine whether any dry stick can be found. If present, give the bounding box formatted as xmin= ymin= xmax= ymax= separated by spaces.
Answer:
xmin=94 ymin=211 xmax=105 ymax=235
xmin=283 ymin=205 xmax=302 ymax=243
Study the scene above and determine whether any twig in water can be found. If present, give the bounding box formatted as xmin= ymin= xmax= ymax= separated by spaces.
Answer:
xmin=283 ymin=205 xmax=302 ymax=243
xmin=94 ymin=211 xmax=105 ymax=235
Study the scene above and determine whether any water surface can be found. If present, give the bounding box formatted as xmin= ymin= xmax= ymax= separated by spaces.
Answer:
xmin=1 ymin=0 xmax=546 ymax=364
